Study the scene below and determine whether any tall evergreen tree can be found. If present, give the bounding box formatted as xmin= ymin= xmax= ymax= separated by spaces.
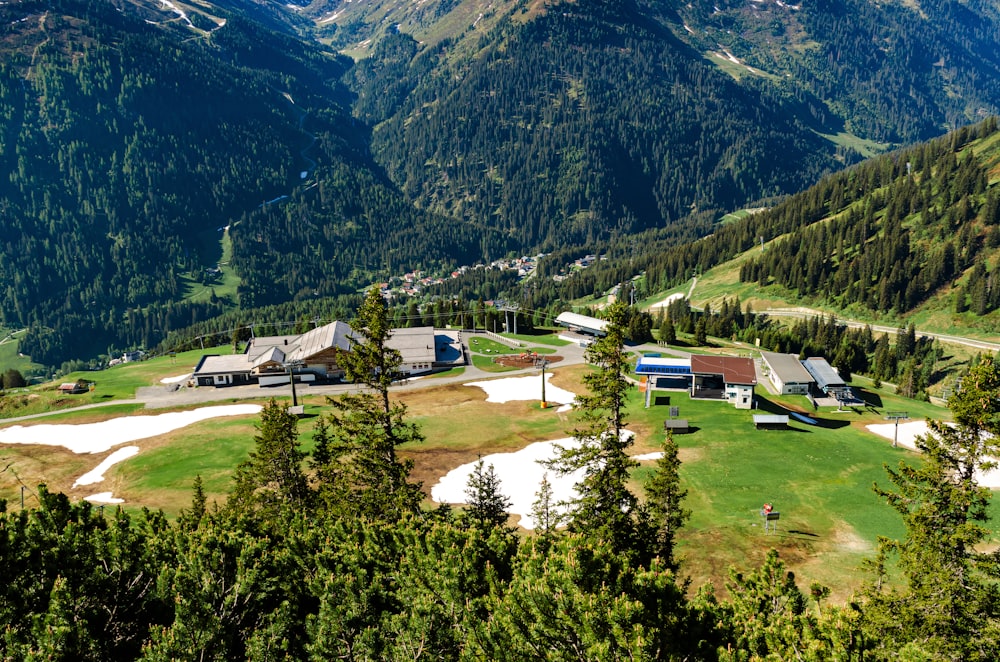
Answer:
xmin=228 ymin=399 xmax=310 ymax=518
xmin=462 ymin=460 xmax=513 ymax=531
xmin=643 ymin=431 xmax=690 ymax=571
xmin=862 ymin=358 xmax=1000 ymax=660
xmin=530 ymin=472 xmax=563 ymax=544
xmin=324 ymin=286 xmax=423 ymax=520
xmin=546 ymin=301 xmax=639 ymax=550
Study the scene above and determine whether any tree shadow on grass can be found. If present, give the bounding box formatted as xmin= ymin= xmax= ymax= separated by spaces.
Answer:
xmin=811 ymin=417 xmax=851 ymax=430
xmin=754 ymin=397 xmax=794 ymax=415
xmin=855 ymin=387 xmax=883 ymax=409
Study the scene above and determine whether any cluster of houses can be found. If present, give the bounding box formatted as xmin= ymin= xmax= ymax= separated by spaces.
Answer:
xmin=379 ymin=255 xmax=546 ymax=300
xmin=632 ymin=349 xmax=854 ymax=418
xmin=192 ymin=322 xmax=464 ymax=388
xmin=759 ymin=351 xmax=855 ymax=404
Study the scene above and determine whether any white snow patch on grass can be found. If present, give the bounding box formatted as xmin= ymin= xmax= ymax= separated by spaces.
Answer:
xmin=432 ymin=430 xmax=638 ymax=530
xmin=160 ymin=373 xmax=192 ymax=384
xmin=464 ymin=374 xmax=577 ymax=409
xmin=866 ymin=420 xmax=1000 ymax=488
xmin=649 ymin=292 xmax=685 ymax=310
xmin=0 ymin=404 xmax=262 ymax=454
xmin=73 ymin=446 xmax=140 ymax=487
xmin=432 ymin=438 xmax=585 ymax=530
xmin=84 ymin=492 xmax=124 ymax=504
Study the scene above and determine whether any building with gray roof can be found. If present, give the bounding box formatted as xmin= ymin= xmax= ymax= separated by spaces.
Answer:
xmin=760 ymin=351 xmax=815 ymax=395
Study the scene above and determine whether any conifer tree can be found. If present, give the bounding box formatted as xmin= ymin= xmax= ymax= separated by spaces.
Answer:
xmin=862 ymin=358 xmax=1000 ymax=659
xmin=463 ymin=460 xmax=513 ymax=530
xmin=694 ymin=317 xmax=708 ymax=345
xmin=179 ymin=474 xmax=207 ymax=531
xmin=644 ymin=431 xmax=690 ymax=570
xmin=324 ymin=286 xmax=423 ymax=520
xmin=547 ymin=301 xmax=639 ymax=549
xmin=228 ymin=398 xmax=310 ymax=518
xmin=660 ymin=317 xmax=677 ymax=345
xmin=530 ymin=472 xmax=563 ymax=543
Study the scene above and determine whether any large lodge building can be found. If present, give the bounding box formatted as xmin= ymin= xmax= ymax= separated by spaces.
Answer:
xmin=193 ymin=322 xmax=457 ymax=387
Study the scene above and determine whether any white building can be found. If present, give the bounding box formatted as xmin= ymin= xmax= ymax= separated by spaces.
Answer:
xmin=760 ymin=351 xmax=815 ymax=395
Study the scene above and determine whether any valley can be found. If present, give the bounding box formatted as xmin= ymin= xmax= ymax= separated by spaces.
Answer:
xmin=0 ymin=0 xmax=999 ymax=655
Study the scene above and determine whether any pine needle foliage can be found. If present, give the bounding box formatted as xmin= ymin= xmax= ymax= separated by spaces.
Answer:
xmin=546 ymin=301 xmax=640 ymax=551
xmin=320 ymin=287 xmax=423 ymax=520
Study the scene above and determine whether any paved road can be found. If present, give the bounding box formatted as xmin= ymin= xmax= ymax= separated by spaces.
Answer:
xmin=1 ymin=333 xmax=590 ymax=422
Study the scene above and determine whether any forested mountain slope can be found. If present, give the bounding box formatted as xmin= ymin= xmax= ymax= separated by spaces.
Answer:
xmin=669 ymin=0 xmax=1000 ymax=144
xmin=319 ymin=0 xmax=1000 ymax=145
xmin=7 ymin=0 xmax=1000 ymax=368
xmin=342 ymin=0 xmax=843 ymax=253
xmin=0 ymin=0 xmax=478 ymax=365
xmin=553 ymin=119 xmax=1000 ymax=339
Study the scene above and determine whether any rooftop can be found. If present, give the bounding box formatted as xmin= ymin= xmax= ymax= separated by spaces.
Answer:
xmin=690 ymin=355 xmax=757 ymax=385
xmin=802 ymin=357 xmax=845 ymax=389
xmin=760 ymin=351 xmax=815 ymax=383
xmin=555 ymin=311 xmax=609 ymax=335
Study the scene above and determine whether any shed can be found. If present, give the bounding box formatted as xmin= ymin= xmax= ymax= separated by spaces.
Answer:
xmin=554 ymin=311 xmax=609 ymax=337
xmin=802 ymin=357 xmax=845 ymax=393
xmin=663 ymin=419 xmax=690 ymax=433
xmin=753 ymin=414 xmax=790 ymax=430
xmin=760 ymin=351 xmax=815 ymax=395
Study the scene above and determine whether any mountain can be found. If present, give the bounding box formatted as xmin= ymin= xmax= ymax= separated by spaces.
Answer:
xmin=0 ymin=0 xmax=478 ymax=365
xmin=5 ymin=0 xmax=1000 ymax=367
xmin=318 ymin=0 xmax=1000 ymax=144
xmin=554 ymin=119 xmax=1000 ymax=340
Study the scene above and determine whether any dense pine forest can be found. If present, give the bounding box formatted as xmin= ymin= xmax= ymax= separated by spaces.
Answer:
xmin=4 ymin=0 xmax=1000 ymax=369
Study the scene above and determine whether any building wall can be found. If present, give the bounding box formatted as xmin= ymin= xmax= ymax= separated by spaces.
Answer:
xmin=770 ymin=372 xmax=810 ymax=395
xmin=304 ymin=347 xmax=343 ymax=377
xmin=399 ymin=362 xmax=433 ymax=375
xmin=727 ymin=384 xmax=755 ymax=409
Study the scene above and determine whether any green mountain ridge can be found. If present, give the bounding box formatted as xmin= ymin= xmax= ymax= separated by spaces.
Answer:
xmin=3 ymin=0 xmax=1000 ymax=369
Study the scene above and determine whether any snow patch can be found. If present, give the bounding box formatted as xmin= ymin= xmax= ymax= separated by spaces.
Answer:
xmin=73 ymin=447 xmax=140 ymax=487
xmin=866 ymin=420 xmax=1000 ymax=488
xmin=84 ymin=492 xmax=124 ymax=504
xmin=431 ymin=438 xmax=585 ymax=530
xmin=0 ymin=404 xmax=262 ymax=454
xmin=464 ymin=374 xmax=577 ymax=409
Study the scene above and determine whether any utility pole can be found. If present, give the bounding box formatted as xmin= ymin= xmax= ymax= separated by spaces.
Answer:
xmin=539 ymin=358 xmax=549 ymax=409
xmin=885 ymin=411 xmax=910 ymax=447
xmin=286 ymin=360 xmax=304 ymax=408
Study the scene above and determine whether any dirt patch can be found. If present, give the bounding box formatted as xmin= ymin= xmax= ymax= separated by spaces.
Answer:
xmin=678 ymin=447 xmax=704 ymax=464
xmin=493 ymin=353 xmax=564 ymax=369
xmin=405 ymin=447 xmax=498 ymax=498
xmin=0 ymin=445 xmax=90 ymax=503
xmin=830 ymin=523 xmax=872 ymax=554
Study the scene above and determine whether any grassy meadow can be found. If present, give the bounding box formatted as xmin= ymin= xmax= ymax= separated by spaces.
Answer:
xmin=0 ymin=327 xmax=43 ymax=379
xmin=0 ymin=342 xmax=995 ymax=603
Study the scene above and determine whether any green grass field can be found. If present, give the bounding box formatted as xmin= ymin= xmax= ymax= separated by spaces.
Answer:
xmin=468 ymin=337 xmax=520 ymax=354
xmin=0 ymin=344 xmax=240 ymax=420
xmin=0 ymin=341 xmax=996 ymax=604
xmin=505 ymin=331 xmax=571 ymax=347
xmin=0 ymin=328 xmax=43 ymax=378
xmin=180 ymin=225 xmax=241 ymax=305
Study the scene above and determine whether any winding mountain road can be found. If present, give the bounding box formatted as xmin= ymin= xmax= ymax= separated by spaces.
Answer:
xmin=759 ymin=307 xmax=1000 ymax=353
